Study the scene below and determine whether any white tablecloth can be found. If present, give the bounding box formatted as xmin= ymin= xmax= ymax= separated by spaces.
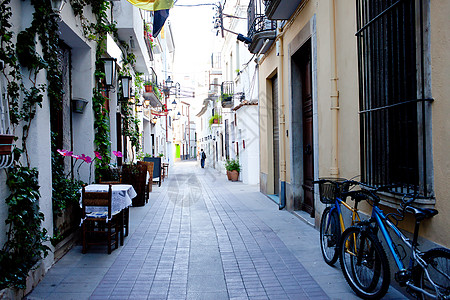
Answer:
xmin=80 ymin=184 xmax=137 ymax=219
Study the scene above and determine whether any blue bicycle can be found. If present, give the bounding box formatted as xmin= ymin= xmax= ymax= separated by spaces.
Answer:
xmin=339 ymin=186 xmax=449 ymax=299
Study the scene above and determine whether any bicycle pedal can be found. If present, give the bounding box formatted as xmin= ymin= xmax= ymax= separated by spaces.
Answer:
xmin=395 ymin=270 xmax=410 ymax=286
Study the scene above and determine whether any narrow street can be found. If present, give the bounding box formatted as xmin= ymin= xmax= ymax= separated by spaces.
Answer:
xmin=26 ymin=161 xmax=406 ymax=300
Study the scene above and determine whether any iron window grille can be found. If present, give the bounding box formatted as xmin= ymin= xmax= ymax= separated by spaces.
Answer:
xmin=356 ymin=0 xmax=432 ymax=196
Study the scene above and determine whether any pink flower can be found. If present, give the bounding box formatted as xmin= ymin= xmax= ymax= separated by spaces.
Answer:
xmin=112 ymin=151 xmax=123 ymax=158
xmin=72 ymin=154 xmax=82 ymax=160
xmin=84 ymin=156 xmax=93 ymax=164
xmin=57 ymin=149 xmax=73 ymax=157
xmin=94 ymin=151 xmax=102 ymax=160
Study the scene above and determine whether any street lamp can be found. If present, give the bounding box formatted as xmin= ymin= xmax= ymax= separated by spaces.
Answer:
xmin=51 ymin=0 xmax=66 ymax=12
xmin=171 ymin=99 xmax=177 ymax=110
xmin=166 ymin=76 xmax=173 ymax=88
xmin=120 ymin=75 xmax=132 ymax=99
xmin=100 ymin=57 xmax=117 ymax=88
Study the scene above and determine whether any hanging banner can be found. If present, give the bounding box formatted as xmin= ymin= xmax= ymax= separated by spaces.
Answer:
xmin=153 ymin=9 xmax=169 ymax=37
xmin=126 ymin=0 xmax=174 ymax=11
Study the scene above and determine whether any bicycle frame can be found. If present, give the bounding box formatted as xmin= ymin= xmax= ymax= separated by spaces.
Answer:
xmin=329 ymin=197 xmax=362 ymax=234
xmin=370 ymin=205 xmax=443 ymax=298
xmin=371 ymin=205 xmax=410 ymax=271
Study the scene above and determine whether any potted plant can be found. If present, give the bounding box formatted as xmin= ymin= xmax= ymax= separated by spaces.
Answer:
xmin=221 ymin=93 xmax=233 ymax=102
xmin=208 ymin=114 xmax=222 ymax=128
xmin=225 ymin=158 xmax=240 ymax=181
xmin=0 ymin=134 xmax=14 ymax=155
xmin=143 ymin=81 xmax=152 ymax=92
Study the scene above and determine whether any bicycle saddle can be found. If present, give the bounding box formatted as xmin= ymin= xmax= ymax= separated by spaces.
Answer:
xmin=347 ymin=191 xmax=369 ymax=203
xmin=405 ymin=206 xmax=438 ymax=221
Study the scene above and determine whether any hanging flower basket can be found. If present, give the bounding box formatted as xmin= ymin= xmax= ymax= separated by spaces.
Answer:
xmin=0 ymin=134 xmax=14 ymax=155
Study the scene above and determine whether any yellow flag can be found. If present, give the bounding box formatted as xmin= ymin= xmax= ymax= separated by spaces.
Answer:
xmin=126 ymin=0 xmax=174 ymax=11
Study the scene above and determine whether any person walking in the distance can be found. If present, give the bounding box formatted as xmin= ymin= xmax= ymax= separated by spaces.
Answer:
xmin=200 ymin=149 xmax=206 ymax=168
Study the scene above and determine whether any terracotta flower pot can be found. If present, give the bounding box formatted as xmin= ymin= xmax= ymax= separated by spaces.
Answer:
xmin=0 ymin=134 xmax=14 ymax=155
xmin=226 ymin=170 xmax=232 ymax=180
xmin=229 ymin=170 xmax=239 ymax=182
xmin=144 ymin=85 xmax=152 ymax=93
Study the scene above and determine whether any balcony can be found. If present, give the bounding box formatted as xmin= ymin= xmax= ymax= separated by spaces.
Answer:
xmin=114 ymin=0 xmax=153 ymax=73
xmin=247 ymin=0 xmax=276 ymax=54
xmin=143 ymin=68 xmax=163 ymax=108
xmin=144 ymin=24 xmax=154 ymax=61
xmin=221 ymin=82 xmax=234 ymax=108
xmin=264 ymin=0 xmax=304 ymax=20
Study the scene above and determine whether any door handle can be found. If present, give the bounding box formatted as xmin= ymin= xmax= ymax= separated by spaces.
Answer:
xmin=302 ymin=184 xmax=313 ymax=192
xmin=304 ymin=144 xmax=312 ymax=155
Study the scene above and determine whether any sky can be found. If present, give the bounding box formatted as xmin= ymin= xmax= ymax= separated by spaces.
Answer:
xmin=169 ymin=1 xmax=220 ymax=112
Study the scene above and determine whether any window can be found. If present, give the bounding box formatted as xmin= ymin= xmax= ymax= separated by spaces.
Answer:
xmin=356 ymin=0 xmax=432 ymax=195
xmin=0 ymin=73 xmax=10 ymax=134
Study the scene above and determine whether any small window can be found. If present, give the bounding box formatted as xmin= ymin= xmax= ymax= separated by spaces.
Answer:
xmin=0 ymin=73 xmax=11 ymax=134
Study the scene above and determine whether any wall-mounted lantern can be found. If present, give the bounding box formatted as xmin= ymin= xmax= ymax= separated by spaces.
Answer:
xmin=144 ymin=99 xmax=150 ymax=108
xmin=51 ymin=0 xmax=66 ymax=12
xmin=151 ymin=116 xmax=158 ymax=124
xmin=171 ymin=99 xmax=177 ymax=110
xmin=120 ymin=75 xmax=132 ymax=99
xmin=72 ymin=98 xmax=88 ymax=114
xmin=100 ymin=57 xmax=117 ymax=88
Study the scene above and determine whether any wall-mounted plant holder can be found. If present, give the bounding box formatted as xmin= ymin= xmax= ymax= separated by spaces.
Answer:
xmin=0 ymin=134 xmax=14 ymax=155
xmin=72 ymin=98 xmax=88 ymax=113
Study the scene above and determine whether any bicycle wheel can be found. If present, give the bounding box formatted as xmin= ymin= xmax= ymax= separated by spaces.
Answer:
xmin=320 ymin=206 xmax=341 ymax=265
xmin=339 ymin=226 xmax=390 ymax=299
xmin=415 ymin=247 xmax=450 ymax=299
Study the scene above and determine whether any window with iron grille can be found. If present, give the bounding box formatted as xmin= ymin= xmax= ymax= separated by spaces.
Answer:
xmin=356 ymin=0 xmax=432 ymax=196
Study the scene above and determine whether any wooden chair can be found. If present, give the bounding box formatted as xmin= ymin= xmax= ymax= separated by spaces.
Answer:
xmin=138 ymin=161 xmax=154 ymax=203
xmin=81 ymin=185 xmax=120 ymax=254
xmin=122 ymin=164 xmax=147 ymax=207
xmin=96 ymin=179 xmax=128 ymax=245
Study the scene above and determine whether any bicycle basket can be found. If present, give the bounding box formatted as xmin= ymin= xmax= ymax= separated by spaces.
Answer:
xmin=317 ymin=178 xmax=348 ymax=204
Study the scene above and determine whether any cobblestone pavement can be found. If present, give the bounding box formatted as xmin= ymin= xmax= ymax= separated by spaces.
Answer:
xmin=26 ymin=161 xmax=407 ymax=300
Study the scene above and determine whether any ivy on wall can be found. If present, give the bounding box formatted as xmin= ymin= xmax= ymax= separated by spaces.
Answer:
xmin=70 ymin=0 xmax=142 ymax=169
xmin=0 ymin=0 xmax=57 ymax=289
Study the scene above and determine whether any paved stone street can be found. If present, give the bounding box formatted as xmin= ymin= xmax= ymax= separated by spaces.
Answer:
xmin=26 ymin=161 xmax=407 ymax=300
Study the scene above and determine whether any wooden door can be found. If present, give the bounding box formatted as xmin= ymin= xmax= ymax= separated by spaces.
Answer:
xmin=301 ymin=46 xmax=314 ymax=216
xmin=272 ymin=75 xmax=280 ymax=195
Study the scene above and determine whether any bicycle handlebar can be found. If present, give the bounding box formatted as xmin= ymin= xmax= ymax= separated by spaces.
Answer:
xmin=313 ymin=178 xmax=361 ymax=187
xmin=314 ymin=179 xmax=421 ymax=206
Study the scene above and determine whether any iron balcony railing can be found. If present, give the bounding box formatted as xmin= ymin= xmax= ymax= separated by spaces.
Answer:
xmin=221 ymin=81 xmax=234 ymax=108
xmin=247 ymin=0 xmax=276 ymax=40
xmin=144 ymin=23 xmax=154 ymax=61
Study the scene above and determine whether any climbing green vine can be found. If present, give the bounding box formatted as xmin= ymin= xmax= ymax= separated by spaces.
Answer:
xmin=70 ymin=0 xmax=142 ymax=169
xmin=0 ymin=0 xmax=58 ymax=289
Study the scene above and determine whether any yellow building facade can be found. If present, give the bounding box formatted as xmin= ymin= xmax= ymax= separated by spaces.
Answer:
xmin=257 ymin=0 xmax=449 ymax=248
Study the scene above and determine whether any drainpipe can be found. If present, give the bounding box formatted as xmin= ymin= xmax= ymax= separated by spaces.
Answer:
xmin=277 ymin=24 xmax=287 ymax=210
xmin=329 ymin=0 xmax=339 ymax=176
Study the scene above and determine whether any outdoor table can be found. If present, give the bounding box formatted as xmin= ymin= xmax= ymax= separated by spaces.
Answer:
xmin=79 ymin=184 xmax=137 ymax=221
